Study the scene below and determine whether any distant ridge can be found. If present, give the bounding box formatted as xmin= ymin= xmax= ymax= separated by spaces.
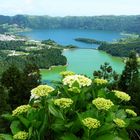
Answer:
xmin=0 ymin=15 xmax=140 ymax=33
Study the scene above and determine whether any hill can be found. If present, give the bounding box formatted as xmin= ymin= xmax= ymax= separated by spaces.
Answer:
xmin=0 ymin=15 xmax=140 ymax=33
xmin=0 ymin=37 xmax=67 ymax=74
xmin=98 ymin=36 xmax=140 ymax=57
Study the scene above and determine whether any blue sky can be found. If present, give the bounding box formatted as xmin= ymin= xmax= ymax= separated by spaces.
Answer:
xmin=0 ymin=0 xmax=140 ymax=16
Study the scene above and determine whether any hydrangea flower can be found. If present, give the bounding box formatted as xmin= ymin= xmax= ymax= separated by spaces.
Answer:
xmin=12 ymin=105 xmax=31 ymax=116
xmin=31 ymin=85 xmax=54 ymax=99
xmin=113 ymin=118 xmax=126 ymax=128
xmin=112 ymin=90 xmax=131 ymax=101
xmin=62 ymin=75 xmax=92 ymax=87
xmin=94 ymin=78 xmax=108 ymax=85
xmin=13 ymin=131 xmax=28 ymax=140
xmin=126 ymin=109 xmax=137 ymax=117
xmin=54 ymin=98 xmax=73 ymax=108
xmin=68 ymin=87 xmax=80 ymax=93
xmin=82 ymin=117 xmax=100 ymax=129
xmin=92 ymin=97 xmax=114 ymax=111
xmin=60 ymin=71 xmax=75 ymax=77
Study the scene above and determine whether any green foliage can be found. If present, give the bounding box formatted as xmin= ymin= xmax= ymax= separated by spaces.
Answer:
xmin=1 ymin=73 xmax=140 ymax=140
xmin=27 ymin=48 xmax=67 ymax=69
xmin=0 ymin=41 xmax=67 ymax=74
xmin=10 ymin=121 xmax=22 ymax=135
xmin=0 ymin=40 xmax=26 ymax=51
xmin=22 ymin=63 xmax=41 ymax=90
xmin=118 ymin=51 xmax=140 ymax=112
xmin=75 ymin=38 xmax=105 ymax=45
xmin=0 ymin=23 xmax=29 ymax=34
xmin=0 ymin=86 xmax=11 ymax=114
xmin=1 ymin=65 xmax=25 ymax=109
xmin=41 ymin=39 xmax=57 ymax=46
xmin=98 ymin=37 xmax=140 ymax=57
xmin=1 ymin=64 xmax=41 ymax=109
xmin=0 ymin=134 xmax=13 ymax=140
xmin=0 ymin=86 xmax=11 ymax=133
xmin=93 ymin=62 xmax=119 ymax=90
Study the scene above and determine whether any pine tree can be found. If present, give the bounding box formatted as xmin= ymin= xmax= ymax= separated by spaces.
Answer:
xmin=118 ymin=51 xmax=140 ymax=110
xmin=0 ymin=86 xmax=11 ymax=133
xmin=21 ymin=63 xmax=41 ymax=101
xmin=0 ymin=86 xmax=11 ymax=114
xmin=93 ymin=62 xmax=119 ymax=90
xmin=1 ymin=65 xmax=23 ymax=109
xmin=23 ymin=63 xmax=41 ymax=89
xmin=1 ymin=64 xmax=41 ymax=109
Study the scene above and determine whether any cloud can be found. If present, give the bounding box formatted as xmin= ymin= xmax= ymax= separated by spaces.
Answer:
xmin=25 ymin=0 xmax=33 ymax=5
xmin=0 ymin=1 xmax=34 ymax=15
xmin=0 ymin=0 xmax=140 ymax=16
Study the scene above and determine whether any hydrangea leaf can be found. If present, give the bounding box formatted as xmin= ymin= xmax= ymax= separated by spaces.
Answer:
xmin=10 ymin=120 xmax=21 ymax=135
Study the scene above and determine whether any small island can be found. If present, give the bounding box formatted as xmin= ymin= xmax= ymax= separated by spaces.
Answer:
xmin=75 ymin=37 xmax=106 ymax=45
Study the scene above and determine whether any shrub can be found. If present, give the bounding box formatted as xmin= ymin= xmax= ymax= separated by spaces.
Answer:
xmin=1 ymin=73 xmax=140 ymax=140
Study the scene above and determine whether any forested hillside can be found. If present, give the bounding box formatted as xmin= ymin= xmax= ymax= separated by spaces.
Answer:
xmin=0 ymin=15 xmax=140 ymax=33
xmin=98 ymin=36 xmax=140 ymax=57
xmin=0 ymin=40 xmax=67 ymax=74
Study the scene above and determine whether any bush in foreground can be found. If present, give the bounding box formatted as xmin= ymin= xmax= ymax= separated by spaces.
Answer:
xmin=0 ymin=72 xmax=140 ymax=140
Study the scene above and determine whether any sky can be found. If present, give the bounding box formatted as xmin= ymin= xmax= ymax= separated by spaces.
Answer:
xmin=0 ymin=0 xmax=140 ymax=16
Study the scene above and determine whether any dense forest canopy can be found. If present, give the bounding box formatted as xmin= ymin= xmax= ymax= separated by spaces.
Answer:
xmin=0 ymin=15 xmax=140 ymax=33
xmin=0 ymin=40 xmax=67 ymax=74
xmin=98 ymin=36 xmax=140 ymax=57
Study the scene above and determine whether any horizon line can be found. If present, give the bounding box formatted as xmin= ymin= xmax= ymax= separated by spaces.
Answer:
xmin=1 ymin=14 xmax=140 ymax=17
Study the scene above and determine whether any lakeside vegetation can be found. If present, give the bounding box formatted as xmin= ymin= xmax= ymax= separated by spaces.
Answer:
xmin=75 ymin=38 xmax=105 ymax=45
xmin=41 ymin=39 xmax=78 ymax=49
xmin=0 ymin=38 xmax=67 ymax=75
xmin=0 ymin=24 xmax=30 ymax=34
xmin=98 ymin=36 xmax=140 ymax=57
xmin=74 ymin=35 xmax=140 ymax=58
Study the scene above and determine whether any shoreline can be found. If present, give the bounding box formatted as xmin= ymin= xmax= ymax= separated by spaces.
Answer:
xmin=120 ymin=32 xmax=139 ymax=38
xmin=40 ymin=47 xmax=125 ymax=73
xmin=9 ymin=29 xmax=129 ymax=64
xmin=40 ymin=64 xmax=67 ymax=71
xmin=63 ymin=47 xmax=124 ymax=62
xmin=63 ymin=47 xmax=98 ymax=51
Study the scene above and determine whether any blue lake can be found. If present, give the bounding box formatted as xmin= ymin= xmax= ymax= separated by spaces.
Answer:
xmin=19 ymin=29 xmax=124 ymax=48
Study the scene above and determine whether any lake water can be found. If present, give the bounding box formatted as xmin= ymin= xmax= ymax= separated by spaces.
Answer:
xmin=20 ymin=29 xmax=123 ymax=48
xmin=19 ymin=29 xmax=125 ymax=82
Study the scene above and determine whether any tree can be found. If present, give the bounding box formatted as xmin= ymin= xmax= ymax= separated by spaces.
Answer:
xmin=118 ymin=51 xmax=139 ymax=91
xmin=21 ymin=63 xmax=41 ymax=100
xmin=0 ymin=64 xmax=41 ymax=133
xmin=118 ymin=51 xmax=140 ymax=110
xmin=1 ymin=65 xmax=23 ymax=109
xmin=0 ymin=86 xmax=11 ymax=114
xmin=1 ymin=64 xmax=41 ymax=109
xmin=0 ymin=86 xmax=11 ymax=133
xmin=93 ymin=62 xmax=119 ymax=90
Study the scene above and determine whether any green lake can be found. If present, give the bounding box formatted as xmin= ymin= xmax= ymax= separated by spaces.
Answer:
xmin=41 ymin=49 xmax=124 ymax=82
